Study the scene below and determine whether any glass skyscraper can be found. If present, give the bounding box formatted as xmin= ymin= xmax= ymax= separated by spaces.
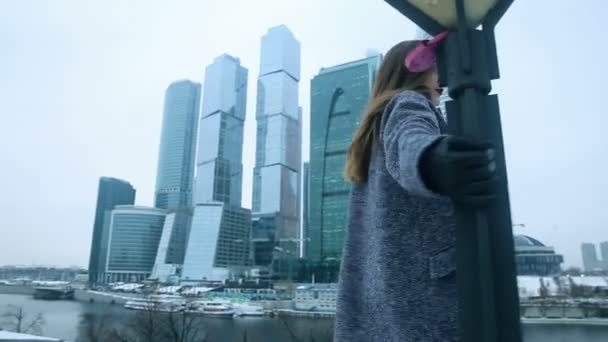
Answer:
xmin=182 ymin=55 xmax=251 ymax=282
xmin=302 ymin=162 xmax=310 ymax=258
xmin=195 ymin=54 xmax=247 ymax=206
xmin=104 ymin=205 xmax=166 ymax=283
xmin=88 ymin=177 xmax=135 ymax=284
xmin=252 ymin=25 xmax=302 ymax=265
xmin=308 ymin=55 xmax=382 ymax=261
xmin=154 ymin=80 xmax=201 ymax=210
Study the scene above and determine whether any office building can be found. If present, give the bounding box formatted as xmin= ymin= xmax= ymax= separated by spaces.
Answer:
xmin=87 ymin=177 xmax=135 ymax=284
xmin=104 ymin=206 xmax=166 ymax=283
xmin=194 ymin=54 xmax=247 ymax=206
xmin=151 ymin=208 xmax=192 ymax=283
xmin=252 ymin=25 xmax=302 ymax=265
xmin=513 ymin=235 xmax=563 ymax=276
xmin=581 ymin=242 xmax=608 ymax=272
xmin=301 ymin=162 xmax=310 ymax=258
xmin=154 ymin=80 xmax=201 ymax=209
xmin=182 ymin=55 xmax=251 ymax=282
xmin=182 ymin=203 xmax=251 ymax=282
xmin=582 ymin=242 xmax=600 ymax=271
xmin=308 ymin=55 xmax=381 ymax=261
xmin=294 ymin=283 xmax=338 ymax=312
xmin=600 ymin=241 xmax=608 ymax=267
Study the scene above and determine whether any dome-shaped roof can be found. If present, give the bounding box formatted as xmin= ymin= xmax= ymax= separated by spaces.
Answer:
xmin=513 ymin=235 xmax=546 ymax=247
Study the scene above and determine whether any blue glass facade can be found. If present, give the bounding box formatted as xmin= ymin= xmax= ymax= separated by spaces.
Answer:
xmin=105 ymin=206 xmax=166 ymax=282
xmin=302 ymin=162 xmax=310 ymax=258
xmin=88 ymin=177 xmax=135 ymax=284
xmin=154 ymin=80 xmax=201 ymax=210
xmin=195 ymin=55 xmax=247 ymax=207
xmin=308 ymin=55 xmax=381 ymax=261
xmin=252 ymin=26 xmax=302 ymax=263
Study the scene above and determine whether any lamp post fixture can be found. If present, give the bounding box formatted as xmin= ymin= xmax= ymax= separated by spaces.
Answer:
xmin=383 ymin=1 xmax=521 ymax=342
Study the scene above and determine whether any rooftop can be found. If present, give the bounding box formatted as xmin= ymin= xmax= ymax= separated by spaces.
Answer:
xmin=514 ymin=235 xmax=546 ymax=247
xmin=112 ymin=205 xmax=166 ymax=214
xmin=317 ymin=55 xmax=382 ymax=76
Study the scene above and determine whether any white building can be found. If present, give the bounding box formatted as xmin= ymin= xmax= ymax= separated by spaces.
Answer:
xmin=294 ymin=284 xmax=338 ymax=312
xmin=182 ymin=203 xmax=251 ymax=282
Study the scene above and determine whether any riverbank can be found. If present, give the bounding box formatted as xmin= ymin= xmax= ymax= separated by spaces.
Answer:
xmin=0 ymin=284 xmax=34 ymax=295
xmin=1 ymin=293 xmax=608 ymax=341
xmin=522 ymin=318 xmax=608 ymax=326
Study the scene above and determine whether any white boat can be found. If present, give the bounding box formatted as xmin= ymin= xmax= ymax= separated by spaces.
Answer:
xmin=185 ymin=300 xmax=235 ymax=318
xmin=233 ymin=303 xmax=265 ymax=317
xmin=124 ymin=295 xmax=185 ymax=312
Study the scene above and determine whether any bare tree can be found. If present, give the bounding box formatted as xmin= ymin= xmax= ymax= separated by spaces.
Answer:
xmin=160 ymin=310 xmax=208 ymax=342
xmin=280 ymin=317 xmax=302 ymax=342
xmin=279 ymin=315 xmax=334 ymax=342
xmin=1 ymin=305 xmax=45 ymax=335
xmin=126 ymin=306 xmax=163 ymax=342
xmin=121 ymin=299 xmax=208 ymax=342
xmin=77 ymin=311 xmax=128 ymax=342
xmin=77 ymin=298 xmax=209 ymax=342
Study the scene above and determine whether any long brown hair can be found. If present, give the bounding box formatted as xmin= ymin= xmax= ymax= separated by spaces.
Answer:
xmin=344 ymin=40 xmax=434 ymax=183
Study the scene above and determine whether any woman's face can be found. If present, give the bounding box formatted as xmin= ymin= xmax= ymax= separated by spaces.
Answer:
xmin=424 ymin=66 xmax=443 ymax=107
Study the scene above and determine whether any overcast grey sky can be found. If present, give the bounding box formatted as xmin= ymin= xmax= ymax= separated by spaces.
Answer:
xmin=1 ymin=0 xmax=606 ymax=268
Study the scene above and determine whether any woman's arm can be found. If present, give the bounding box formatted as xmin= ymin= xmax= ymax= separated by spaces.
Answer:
xmin=381 ymin=91 xmax=445 ymax=197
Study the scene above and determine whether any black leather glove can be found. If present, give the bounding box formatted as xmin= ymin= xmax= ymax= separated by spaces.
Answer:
xmin=420 ymin=136 xmax=498 ymax=205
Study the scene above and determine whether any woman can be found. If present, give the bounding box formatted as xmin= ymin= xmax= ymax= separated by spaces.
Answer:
xmin=335 ymin=40 xmax=497 ymax=341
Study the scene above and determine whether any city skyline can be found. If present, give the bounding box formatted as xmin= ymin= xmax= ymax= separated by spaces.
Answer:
xmin=2 ymin=0 xmax=607 ymax=268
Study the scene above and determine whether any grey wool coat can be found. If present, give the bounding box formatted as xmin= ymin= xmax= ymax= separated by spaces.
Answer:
xmin=334 ymin=90 xmax=459 ymax=342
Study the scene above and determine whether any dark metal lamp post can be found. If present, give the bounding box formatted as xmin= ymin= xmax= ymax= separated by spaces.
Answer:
xmin=383 ymin=1 xmax=521 ymax=342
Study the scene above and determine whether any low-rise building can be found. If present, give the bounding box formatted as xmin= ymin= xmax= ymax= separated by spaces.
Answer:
xmin=514 ymin=235 xmax=564 ymax=276
xmin=294 ymin=283 xmax=338 ymax=312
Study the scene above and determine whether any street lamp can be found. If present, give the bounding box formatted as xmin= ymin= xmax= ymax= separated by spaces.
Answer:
xmin=383 ymin=1 xmax=521 ymax=342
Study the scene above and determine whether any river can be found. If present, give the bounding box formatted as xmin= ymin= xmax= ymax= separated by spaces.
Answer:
xmin=1 ymin=294 xmax=607 ymax=341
